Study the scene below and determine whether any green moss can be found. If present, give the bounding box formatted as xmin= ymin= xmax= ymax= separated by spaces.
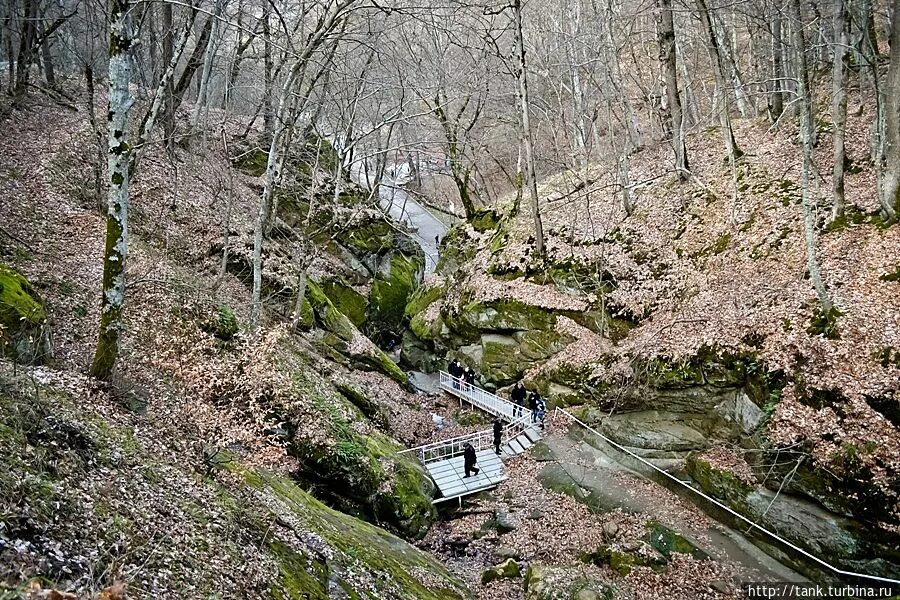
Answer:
xmin=268 ymin=541 xmax=329 ymax=600
xmin=321 ymin=278 xmax=368 ymax=327
xmin=480 ymin=558 xmax=520 ymax=584
xmin=236 ymin=467 xmax=464 ymax=599
xmin=369 ymin=253 xmax=422 ymax=334
xmin=404 ymin=281 xmax=447 ymax=319
xmin=0 ymin=263 xmax=50 ymax=363
xmin=470 ymin=209 xmax=500 ymax=232
xmin=642 ymin=521 xmax=709 ymax=560
xmin=879 ymin=265 xmax=900 ymax=282
xmin=339 ymin=220 xmax=395 ymax=253
xmin=233 ymin=148 xmax=269 ymax=177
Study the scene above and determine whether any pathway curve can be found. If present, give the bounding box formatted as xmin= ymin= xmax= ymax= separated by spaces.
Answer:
xmin=347 ymin=161 xmax=449 ymax=273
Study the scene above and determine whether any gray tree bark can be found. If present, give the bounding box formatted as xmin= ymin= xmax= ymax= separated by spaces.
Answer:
xmin=91 ymin=0 xmax=135 ymax=379
xmin=657 ymin=0 xmax=689 ymax=179
xmin=514 ymin=0 xmax=544 ymax=258
xmin=881 ymin=0 xmax=900 ymax=220
xmin=831 ymin=0 xmax=849 ymax=220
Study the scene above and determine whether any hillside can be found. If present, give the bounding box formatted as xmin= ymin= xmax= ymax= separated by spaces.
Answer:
xmin=404 ymin=104 xmax=900 ymax=575
xmin=1 ymin=84 xmax=899 ymax=600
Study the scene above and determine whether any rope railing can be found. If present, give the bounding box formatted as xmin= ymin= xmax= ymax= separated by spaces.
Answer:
xmin=554 ymin=407 xmax=900 ymax=587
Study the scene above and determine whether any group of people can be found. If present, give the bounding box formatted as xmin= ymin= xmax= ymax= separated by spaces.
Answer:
xmin=446 ymin=360 xmax=548 ymax=478
xmin=446 ymin=359 xmax=476 ymax=392
xmin=510 ymin=381 xmax=546 ymax=428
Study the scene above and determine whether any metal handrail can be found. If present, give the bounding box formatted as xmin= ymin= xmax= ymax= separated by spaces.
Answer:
xmin=555 ymin=408 xmax=900 ymax=587
xmin=399 ymin=373 xmax=535 ymax=464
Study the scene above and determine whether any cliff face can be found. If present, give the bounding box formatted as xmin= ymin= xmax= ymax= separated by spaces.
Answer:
xmin=401 ymin=114 xmax=900 ymax=575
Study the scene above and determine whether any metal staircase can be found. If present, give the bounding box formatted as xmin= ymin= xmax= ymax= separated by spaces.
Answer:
xmin=400 ymin=372 xmax=543 ymax=504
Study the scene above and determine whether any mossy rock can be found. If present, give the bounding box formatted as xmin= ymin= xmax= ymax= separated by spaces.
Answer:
xmin=307 ymin=280 xmax=407 ymax=386
xmin=470 ymin=208 xmax=501 ymax=232
xmin=480 ymin=558 xmax=520 ymax=584
xmin=232 ymin=147 xmax=269 ymax=177
xmin=369 ymin=252 xmax=423 ymax=335
xmin=287 ymin=370 xmax=433 ymax=538
xmin=321 ymin=277 xmax=368 ymax=327
xmin=404 ymin=280 xmax=448 ymax=319
xmin=0 ymin=263 xmax=51 ymax=363
xmin=437 ymin=224 xmax=479 ymax=276
xmin=237 ymin=467 xmax=468 ymax=599
xmin=337 ymin=218 xmax=395 ymax=253
xmin=582 ymin=546 xmax=654 ymax=576
xmin=642 ymin=521 xmax=709 ymax=560
xmin=446 ymin=298 xmax=557 ymax=340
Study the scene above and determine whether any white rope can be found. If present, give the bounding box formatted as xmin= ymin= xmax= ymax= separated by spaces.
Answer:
xmin=555 ymin=407 xmax=900 ymax=586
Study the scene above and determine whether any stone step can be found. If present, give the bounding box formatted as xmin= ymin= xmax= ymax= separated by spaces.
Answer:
xmin=524 ymin=427 xmax=543 ymax=444
xmin=515 ymin=434 xmax=533 ymax=451
xmin=509 ymin=438 xmax=525 ymax=454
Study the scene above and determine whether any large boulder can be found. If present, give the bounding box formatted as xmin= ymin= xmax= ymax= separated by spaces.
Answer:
xmin=0 ymin=263 xmax=51 ymax=363
xmin=686 ymin=455 xmax=900 ymax=578
xmin=369 ymin=251 xmax=423 ymax=338
xmin=306 ymin=279 xmax=408 ymax=386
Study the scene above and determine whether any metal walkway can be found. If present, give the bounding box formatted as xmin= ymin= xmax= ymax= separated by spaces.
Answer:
xmin=401 ymin=372 xmax=543 ymax=504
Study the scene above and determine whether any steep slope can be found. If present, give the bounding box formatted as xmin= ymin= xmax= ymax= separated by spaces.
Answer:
xmin=0 ymin=98 xmax=467 ymax=596
xmin=403 ymin=111 xmax=900 ymax=576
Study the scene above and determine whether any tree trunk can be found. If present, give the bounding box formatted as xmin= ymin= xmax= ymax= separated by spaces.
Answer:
xmin=657 ymin=0 xmax=689 ymax=179
xmin=769 ymin=9 xmax=785 ymax=121
xmin=513 ymin=0 xmax=544 ymax=258
xmin=40 ymin=18 xmax=55 ymax=88
xmin=697 ymin=0 xmax=742 ymax=162
xmin=13 ymin=0 xmax=38 ymax=100
xmin=262 ymin=2 xmax=274 ymax=140
xmin=161 ymin=2 xmax=176 ymax=152
xmin=789 ymin=0 xmax=817 ymax=146
xmin=190 ymin=0 xmax=224 ymax=138
xmin=90 ymin=0 xmax=135 ymax=380
xmin=795 ymin=1 xmax=833 ymax=315
xmin=881 ymin=0 xmax=900 ymax=220
xmin=831 ymin=0 xmax=849 ymax=220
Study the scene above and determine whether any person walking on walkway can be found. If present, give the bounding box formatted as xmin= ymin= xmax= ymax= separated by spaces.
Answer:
xmin=463 ymin=442 xmax=479 ymax=477
xmin=449 ymin=359 xmax=463 ymax=389
xmin=463 ymin=367 xmax=475 ymax=394
xmin=511 ymin=382 xmax=526 ymax=418
xmin=528 ymin=389 xmax=540 ymax=423
xmin=493 ymin=419 xmax=503 ymax=455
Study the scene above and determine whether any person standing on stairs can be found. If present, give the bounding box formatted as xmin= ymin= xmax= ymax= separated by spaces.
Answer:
xmin=449 ymin=359 xmax=462 ymax=389
xmin=463 ymin=442 xmax=479 ymax=477
xmin=463 ymin=367 xmax=475 ymax=394
xmin=511 ymin=382 xmax=526 ymax=418
xmin=536 ymin=396 xmax=547 ymax=430
xmin=528 ymin=389 xmax=540 ymax=423
xmin=493 ymin=419 xmax=503 ymax=455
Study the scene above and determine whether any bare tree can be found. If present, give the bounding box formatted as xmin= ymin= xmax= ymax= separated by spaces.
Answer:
xmin=657 ymin=0 xmax=689 ymax=179
xmin=513 ymin=0 xmax=544 ymax=258
xmin=831 ymin=0 xmax=849 ymax=220
xmin=90 ymin=0 xmax=135 ymax=379
xmin=880 ymin=0 xmax=900 ymax=221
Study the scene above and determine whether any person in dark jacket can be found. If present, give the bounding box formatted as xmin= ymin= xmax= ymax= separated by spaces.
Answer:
xmin=536 ymin=396 xmax=547 ymax=429
xmin=463 ymin=367 xmax=475 ymax=393
xmin=463 ymin=442 xmax=479 ymax=477
xmin=493 ymin=419 xmax=503 ymax=454
xmin=510 ymin=382 xmax=526 ymax=418
xmin=528 ymin=390 xmax=540 ymax=423
xmin=449 ymin=359 xmax=462 ymax=389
